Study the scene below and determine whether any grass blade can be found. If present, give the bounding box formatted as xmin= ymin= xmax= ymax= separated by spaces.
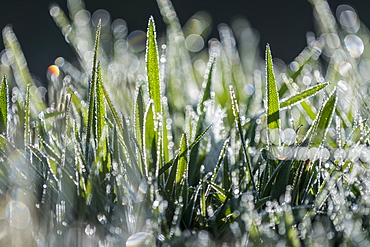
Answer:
xmin=229 ymin=85 xmax=256 ymax=194
xmin=0 ymin=76 xmax=8 ymax=136
xmin=96 ymin=61 xmax=106 ymax=141
xmin=305 ymin=89 xmax=337 ymax=147
xmin=85 ymin=19 xmax=101 ymax=163
xmin=176 ymin=133 xmax=188 ymax=185
xmin=146 ymin=16 xmax=162 ymax=115
xmin=280 ymin=82 xmax=329 ymax=110
xmin=265 ymin=44 xmax=280 ymax=144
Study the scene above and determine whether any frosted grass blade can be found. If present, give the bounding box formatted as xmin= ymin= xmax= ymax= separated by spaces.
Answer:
xmin=2 ymin=26 xmax=45 ymax=113
xmin=176 ymin=133 xmax=188 ymax=185
xmin=305 ymin=89 xmax=337 ymax=147
xmin=197 ymin=55 xmax=215 ymax=114
xmin=229 ymin=85 xmax=256 ymax=193
xmin=24 ymin=84 xmax=30 ymax=148
xmin=0 ymin=76 xmax=8 ymax=136
xmin=265 ymin=44 xmax=280 ymax=143
xmin=146 ymin=17 xmax=162 ymax=115
xmin=96 ymin=62 xmax=106 ymax=141
xmin=280 ymin=82 xmax=329 ymax=110
xmin=85 ymin=19 xmax=101 ymax=163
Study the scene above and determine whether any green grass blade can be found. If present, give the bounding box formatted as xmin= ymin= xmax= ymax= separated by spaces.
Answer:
xmin=144 ymin=102 xmax=156 ymax=175
xmin=265 ymin=44 xmax=280 ymax=142
xmin=280 ymin=82 xmax=329 ymax=110
xmin=85 ymin=19 xmax=101 ymax=163
xmin=135 ymin=87 xmax=145 ymax=149
xmin=146 ymin=16 xmax=162 ymax=115
xmin=96 ymin=61 xmax=106 ymax=141
xmin=0 ymin=76 xmax=8 ymax=136
xmin=2 ymin=27 xmax=45 ymax=114
xmin=305 ymin=89 xmax=337 ymax=147
xmin=24 ymin=84 xmax=30 ymax=148
xmin=101 ymin=83 xmax=124 ymax=135
xmin=176 ymin=133 xmax=188 ymax=185
xmin=198 ymin=55 xmax=215 ymax=114
xmin=229 ymin=85 xmax=256 ymax=194
xmin=159 ymin=125 xmax=212 ymax=176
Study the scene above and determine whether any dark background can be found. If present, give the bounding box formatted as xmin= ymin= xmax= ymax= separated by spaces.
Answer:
xmin=0 ymin=0 xmax=369 ymax=84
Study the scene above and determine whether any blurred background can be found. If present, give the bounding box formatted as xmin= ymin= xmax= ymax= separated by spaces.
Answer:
xmin=0 ymin=0 xmax=369 ymax=84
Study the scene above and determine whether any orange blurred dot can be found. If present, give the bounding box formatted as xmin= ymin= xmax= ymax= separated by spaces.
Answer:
xmin=48 ymin=65 xmax=60 ymax=77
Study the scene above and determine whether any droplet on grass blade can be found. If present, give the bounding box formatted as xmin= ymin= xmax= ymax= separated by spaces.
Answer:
xmin=48 ymin=65 xmax=60 ymax=77
xmin=7 ymin=200 xmax=31 ymax=229
xmin=97 ymin=213 xmax=107 ymax=224
xmin=344 ymin=35 xmax=364 ymax=58
xmin=126 ymin=232 xmax=152 ymax=247
xmin=85 ymin=224 xmax=96 ymax=236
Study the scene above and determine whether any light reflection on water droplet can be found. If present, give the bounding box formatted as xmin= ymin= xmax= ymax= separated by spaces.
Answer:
xmin=75 ymin=10 xmax=91 ymax=27
xmin=337 ymin=80 xmax=348 ymax=91
xmin=128 ymin=30 xmax=146 ymax=53
xmin=85 ymin=224 xmax=96 ymax=236
xmin=338 ymin=6 xmax=360 ymax=32
xmin=290 ymin=61 xmax=300 ymax=72
xmin=338 ymin=62 xmax=352 ymax=77
xmin=282 ymin=128 xmax=296 ymax=145
xmin=126 ymin=232 xmax=152 ymax=247
xmin=7 ymin=200 xmax=31 ymax=229
xmin=344 ymin=35 xmax=364 ymax=58
xmin=92 ymin=9 xmax=110 ymax=26
xmin=97 ymin=213 xmax=107 ymax=224
xmin=302 ymin=75 xmax=312 ymax=86
xmin=326 ymin=33 xmax=340 ymax=49
xmin=185 ymin=34 xmax=204 ymax=52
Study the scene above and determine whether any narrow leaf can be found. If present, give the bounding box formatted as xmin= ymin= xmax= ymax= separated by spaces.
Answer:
xmin=0 ymin=76 xmax=8 ymax=136
xmin=146 ymin=16 xmax=162 ymax=115
xmin=280 ymin=82 xmax=329 ymax=110
xmin=265 ymin=44 xmax=280 ymax=138
xmin=229 ymin=85 xmax=256 ymax=194
xmin=305 ymin=89 xmax=337 ymax=147
xmin=96 ymin=61 xmax=106 ymax=141
xmin=176 ymin=133 xmax=188 ymax=185
xmin=85 ymin=19 xmax=101 ymax=163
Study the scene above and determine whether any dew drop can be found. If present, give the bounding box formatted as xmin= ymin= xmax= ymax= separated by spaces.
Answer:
xmin=289 ymin=61 xmax=300 ymax=72
xmin=85 ymin=224 xmax=96 ymax=236
xmin=185 ymin=34 xmax=204 ymax=52
xmin=97 ymin=213 xmax=107 ymax=224
xmin=344 ymin=35 xmax=364 ymax=58
xmin=126 ymin=232 xmax=152 ymax=247
xmin=337 ymin=80 xmax=348 ymax=91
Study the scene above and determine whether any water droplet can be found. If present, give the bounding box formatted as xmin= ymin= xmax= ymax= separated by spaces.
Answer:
xmin=92 ymin=9 xmax=110 ymax=27
xmin=282 ymin=128 xmax=296 ymax=145
xmin=326 ymin=33 xmax=340 ymax=49
xmin=338 ymin=6 xmax=360 ymax=32
xmin=344 ymin=35 xmax=364 ymax=58
xmin=97 ymin=213 xmax=107 ymax=224
xmin=185 ymin=34 xmax=204 ymax=52
xmin=49 ymin=5 xmax=60 ymax=17
xmin=128 ymin=30 xmax=146 ymax=53
xmin=7 ymin=200 xmax=31 ymax=229
xmin=289 ymin=61 xmax=300 ymax=72
xmin=337 ymin=80 xmax=348 ymax=91
xmin=338 ymin=61 xmax=352 ymax=77
xmin=244 ymin=84 xmax=255 ymax=96
xmin=75 ymin=10 xmax=91 ymax=27
xmin=48 ymin=65 xmax=60 ymax=77
xmin=302 ymin=75 xmax=312 ymax=86
xmin=126 ymin=232 xmax=153 ymax=247
xmin=85 ymin=224 xmax=96 ymax=236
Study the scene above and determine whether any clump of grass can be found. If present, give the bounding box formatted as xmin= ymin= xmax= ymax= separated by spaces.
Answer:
xmin=1 ymin=0 xmax=370 ymax=246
